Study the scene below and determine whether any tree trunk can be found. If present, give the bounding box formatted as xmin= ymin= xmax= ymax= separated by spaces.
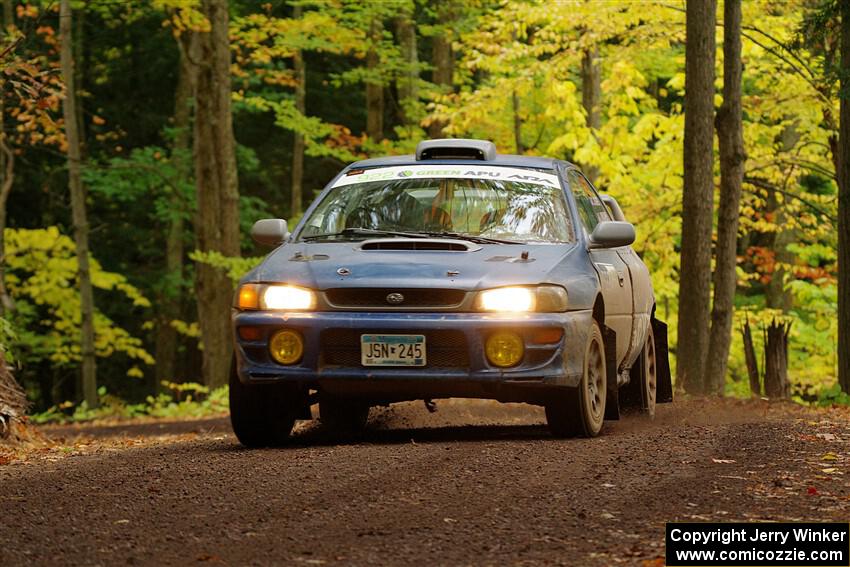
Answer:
xmin=365 ymin=18 xmax=384 ymax=142
xmin=395 ymin=9 xmax=418 ymax=128
xmin=155 ymin=31 xmax=197 ymax=390
xmin=74 ymin=5 xmax=85 ymax=152
xmin=764 ymin=188 xmax=795 ymax=313
xmin=512 ymin=90 xmax=523 ymax=154
xmin=581 ymin=47 xmax=601 ymax=183
xmin=0 ymin=0 xmax=15 ymax=316
xmin=193 ymin=0 xmax=241 ymax=389
xmin=763 ymin=319 xmax=791 ymax=399
xmin=676 ymin=0 xmax=716 ymax=395
xmin=838 ymin=0 xmax=850 ymax=394
xmin=60 ymin=0 xmax=97 ymax=407
xmin=741 ymin=318 xmax=760 ymax=397
xmin=706 ymin=0 xmax=745 ymax=395
xmin=0 ymin=98 xmax=13 ymax=317
xmin=2 ymin=0 xmax=11 ymax=30
xmin=0 ymin=351 xmax=27 ymax=441
xmin=291 ymin=3 xmax=305 ymax=218
xmin=428 ymin=16 xmax=453 ymax=139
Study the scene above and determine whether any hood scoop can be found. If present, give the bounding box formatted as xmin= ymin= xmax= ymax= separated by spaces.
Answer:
xmin=360 ymin=238 xmax=481 ymax=252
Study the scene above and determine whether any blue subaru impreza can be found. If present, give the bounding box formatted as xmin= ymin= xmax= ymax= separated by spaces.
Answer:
xmin=230 ymin=139 xmax=671 ymax=446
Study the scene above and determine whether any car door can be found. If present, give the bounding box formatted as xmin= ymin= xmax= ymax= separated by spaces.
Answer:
xmin=601 ymin=193 xmax=654 ymax=369
xmin=567 ymin=170 xmax=633 ymax=369
xmin=617 ymin=246 xmax=652 ymax=369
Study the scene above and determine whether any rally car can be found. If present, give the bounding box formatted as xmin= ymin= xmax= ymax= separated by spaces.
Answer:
xmin=230 ymin=139 xmax=672 ymax=446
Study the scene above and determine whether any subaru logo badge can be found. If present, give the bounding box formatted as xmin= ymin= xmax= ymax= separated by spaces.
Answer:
xmin=386 ymin=292 xmax=405 ymax=305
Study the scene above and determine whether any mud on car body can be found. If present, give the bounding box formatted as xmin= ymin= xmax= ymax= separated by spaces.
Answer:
xmin=230 ymin=139 xmax=672 ymax=446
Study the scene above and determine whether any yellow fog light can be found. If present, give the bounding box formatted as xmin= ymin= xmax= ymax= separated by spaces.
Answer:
xmin=485 ymin=332 xmax=524 ymax=368
xmin=269 ymin=329 xmax=304 ymax=365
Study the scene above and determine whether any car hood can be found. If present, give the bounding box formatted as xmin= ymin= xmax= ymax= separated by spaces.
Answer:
xmin=245 ymin=239 xmax=585 ymax=290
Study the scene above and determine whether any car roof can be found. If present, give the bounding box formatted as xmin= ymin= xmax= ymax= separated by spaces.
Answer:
xmin=344 ymin=154 xmax=574 ymax=172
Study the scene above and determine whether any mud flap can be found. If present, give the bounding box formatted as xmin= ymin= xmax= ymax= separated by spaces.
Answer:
xmin=296 ymin=401 xmax=313 ymax=420
xmin=603 ymin=326 xmax=620 ymax=420
xmin=653 ymin=318 xmax=673 ymax=403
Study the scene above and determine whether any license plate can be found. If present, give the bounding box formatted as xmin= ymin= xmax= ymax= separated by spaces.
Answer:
xmin=361 ymin=334 xmax=426 ymax=366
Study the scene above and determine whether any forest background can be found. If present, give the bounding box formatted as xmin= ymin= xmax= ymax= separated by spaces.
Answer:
xmin=1 ymin=0 xmax=846 ymax=417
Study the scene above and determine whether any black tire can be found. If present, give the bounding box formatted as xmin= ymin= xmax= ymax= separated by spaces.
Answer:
xmin=638 ymin=324 xmax=657 ymax=417
xmin=319 ymin=396 xmax=370 ymax=434
xmin=546 ymin=320 xmax=607 ymax=438
xmin=229 ymin=362 xmax=303 ymax=447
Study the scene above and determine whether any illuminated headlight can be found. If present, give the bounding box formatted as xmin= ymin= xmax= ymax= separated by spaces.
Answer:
xmin=477 ymin=287 xmax=535 ymax=312
xmin=236 ymin=284 xmax=316 ymax=310
xmin=475 ymin=285 xmax=568 ymax=313
xmin=262 ymin=285 xmax=315 ymax=310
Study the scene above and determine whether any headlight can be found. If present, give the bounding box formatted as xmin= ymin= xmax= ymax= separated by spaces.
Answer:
xmin=235 ymin=284 xmax=316 ymax=310
xmin=477 ymin=287 xmax=535 ymax=312
xmin=262 ymin=285 xmax=315 ymax=310
xmin=475 ymin=285 xmax=567 ymax=313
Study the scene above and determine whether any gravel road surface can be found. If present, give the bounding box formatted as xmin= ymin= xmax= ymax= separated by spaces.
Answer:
xmin=1 ymin=399 xmax=847 ymax=566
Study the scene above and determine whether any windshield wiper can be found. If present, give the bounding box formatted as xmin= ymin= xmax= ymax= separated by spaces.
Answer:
xmin=411 ymin=231 xmax=523 ymax=245
xmin=301 ymin=227 xmax=430 ymax=241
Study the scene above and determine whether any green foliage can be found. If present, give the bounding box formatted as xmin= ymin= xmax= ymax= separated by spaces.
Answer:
xmin=814 ymin=383 xmax=850 ymax=407
xmin=30 ymin=382 xmax=229 ymax=424
xmin=5 ymin=228 xmax=154 ymax=373
xmin=189 ymin=251 xmax=263 ymax=283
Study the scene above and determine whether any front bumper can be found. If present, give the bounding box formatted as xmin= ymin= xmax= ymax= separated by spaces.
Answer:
xmin=232 ymin=310 xmax=592 ymax=403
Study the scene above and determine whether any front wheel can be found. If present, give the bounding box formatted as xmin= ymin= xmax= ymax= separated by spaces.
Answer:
xmin=229 ymin=362 xmax=304 ymax=447
xmin=546 ymin=320 xmax=607 ymax=438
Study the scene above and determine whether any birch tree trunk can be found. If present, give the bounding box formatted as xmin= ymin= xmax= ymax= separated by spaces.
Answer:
xmin=60 ymin=0 xmax=97 ymax=407
xmin=677 ymin=0 xmax=716 ymax=395
xmin=706 ymin=0 xmax=745 ymax=395
xmin=193 ymin=0 xmax=241 ymax=389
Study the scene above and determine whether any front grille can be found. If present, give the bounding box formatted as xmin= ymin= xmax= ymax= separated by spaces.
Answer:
xmin=320 ymin=329 xmax=470 ymax=368
xmin=324 ymin=288 xmax=466 ymax=309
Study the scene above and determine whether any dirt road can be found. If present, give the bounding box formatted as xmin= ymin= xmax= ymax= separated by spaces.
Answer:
xmin=1 ymin=399 xmax=848 ymax=566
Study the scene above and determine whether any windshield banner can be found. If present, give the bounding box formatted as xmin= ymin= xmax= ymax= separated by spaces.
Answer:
xmin=333 ymin=164 xmax=562 ymax=189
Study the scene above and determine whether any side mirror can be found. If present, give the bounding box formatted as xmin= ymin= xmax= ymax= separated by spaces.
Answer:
xmin=251 ymin=218 xmax=289 ymax=246
xmin=588 ymin=221 xmax=635 ymax=249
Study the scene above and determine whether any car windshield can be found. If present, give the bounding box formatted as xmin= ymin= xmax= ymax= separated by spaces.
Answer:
xmin=297 ymin=167 xmax=575 ymax=244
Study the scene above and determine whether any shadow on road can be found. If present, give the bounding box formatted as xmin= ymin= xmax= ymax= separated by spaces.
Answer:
xmin=284 ymin=422 xmax=555 ymax=447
